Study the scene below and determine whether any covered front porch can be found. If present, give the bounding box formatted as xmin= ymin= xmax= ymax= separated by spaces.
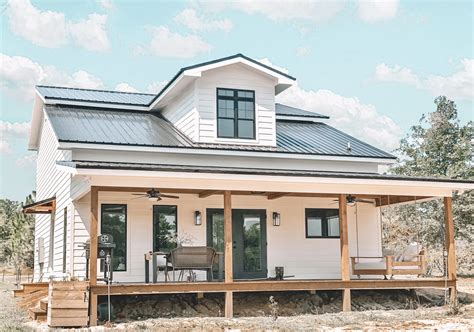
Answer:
xmin=76 ymin=167 xmax=460 ymax=325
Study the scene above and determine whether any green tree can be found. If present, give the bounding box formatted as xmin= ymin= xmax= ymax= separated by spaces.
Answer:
xmin=386 ymin=96 xmax=473 ymax=275
xmin=0 ymin=197 xmax=35 ymax=272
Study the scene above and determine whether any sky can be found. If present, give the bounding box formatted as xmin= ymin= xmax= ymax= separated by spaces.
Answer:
xmin=0 ymin=0 xmax=473 ymax=201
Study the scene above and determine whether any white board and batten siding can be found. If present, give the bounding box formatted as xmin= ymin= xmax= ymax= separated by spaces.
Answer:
xmin=196 ymin=63 xmax=276 ymax=146
xmin=160 ymin=83 xmax=199 ymax=141
xmin=33 ymin=115 xmax=73 ymax=281
xmin=69 ymin=192 xmax=382 ymax=282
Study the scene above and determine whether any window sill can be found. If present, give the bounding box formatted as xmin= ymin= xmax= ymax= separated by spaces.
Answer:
xmin=214 ymin=137 xmax=259 ymax=144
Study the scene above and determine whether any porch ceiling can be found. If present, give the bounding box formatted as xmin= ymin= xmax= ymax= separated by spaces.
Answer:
xmin=59 ymin=160 xmax=473 ymax=198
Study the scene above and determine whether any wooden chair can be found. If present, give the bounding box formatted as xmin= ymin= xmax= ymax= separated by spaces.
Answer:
xmin=169 ymin=246 xmax=216 ymax=281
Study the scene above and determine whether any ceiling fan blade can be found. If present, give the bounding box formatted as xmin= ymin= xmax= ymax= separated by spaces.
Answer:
xmin=356 ymin=198 xmax=375 ymax=204
xmin=160 ymin=194 xmax=179 ymax=199
xmin=131 ymin=196 xmax=146 ymax=200
xmin=131 ymin=193 xmax=148 ymax=195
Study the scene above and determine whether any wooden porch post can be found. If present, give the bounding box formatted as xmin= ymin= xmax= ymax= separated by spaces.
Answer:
xmin=443 ymin=196 xmax=457 ymax=303
xmin=89 ymin=187 xmax=99 ymax=326
xmin=339 ymin=194 xmax=351 ymax=312
xmin=223 ymin=191 xmax=233 ymax=318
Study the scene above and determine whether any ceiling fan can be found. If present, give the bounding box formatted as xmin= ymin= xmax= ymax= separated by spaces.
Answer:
xmin=131 ymin=189 xmax=179 ymax=201
xmin=332 ymin=195 xmax=374 ymax=205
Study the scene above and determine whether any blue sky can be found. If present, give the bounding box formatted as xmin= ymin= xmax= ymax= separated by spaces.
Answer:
xmin=1 ymin=0 xmax=473 ymax=201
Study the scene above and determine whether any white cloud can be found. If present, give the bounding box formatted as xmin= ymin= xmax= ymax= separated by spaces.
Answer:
xmin=6 ymin=0 xmax=110 ymax=52
xmin=201 ymin=0 xmax=344 ymax=23
xmin=0 ymin=121 xmax=31 ymax=155
xmin=0 ymin=53 xmax=104 ymax=102
xmin=147 ymin=81 xmax=169 ymax=94
xmin=374 ymin=59 xmax=474 ymax=100
xmin=16 ymin=153 xmax=37 ymax=168
xmin=277 ymin=86 xmax=402 ymax=151
xmin=374 ymin=63 xmax=420 ymax=85
xmin=6 ymin=0 xmax=67 ymax=48
xmin=258 ymin=58 xmax=290 ymax=74
xmin=68 ymin=14 xmax=110 ymax=52
xmin=358 ymin=0 xmax=399 ymax=23
xmin=136 ymin=26 xmax=212 ymax=58
xmin=115 ymin=83 xmax=140 ymax=93
xmin=296 ymin=46 xmax=311 ymax=57
xmin=97 ymin=0 xmax=115 ymax=10
xmin=175 ymin=8 xmax=233 ymax=32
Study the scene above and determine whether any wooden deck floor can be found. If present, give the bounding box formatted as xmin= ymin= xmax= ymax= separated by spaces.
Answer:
xmin=91 ymin=278 xmax=455 ymax=296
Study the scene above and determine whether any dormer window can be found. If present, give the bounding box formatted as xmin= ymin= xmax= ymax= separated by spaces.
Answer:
xmin=217 ymin=88 xmax=255 ymax=139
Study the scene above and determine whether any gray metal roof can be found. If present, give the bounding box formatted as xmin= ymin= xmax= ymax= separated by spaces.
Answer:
xmin=56 ymin=160 xmax=474 ymax=184
xmin=37 ymin=86 xmax=156 ymax=106
xmin=46 ymin=105 xmax=395 ymax=159
xmin=46 ymin=106 xmax=193 ymax=147
xmin=276 ymin=120 xmax=394 ymax=158
xmin=276 ymin=103 xmax=329 ymax=119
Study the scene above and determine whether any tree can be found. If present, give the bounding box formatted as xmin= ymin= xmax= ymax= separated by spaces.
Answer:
xmin=385 ymin=96 xmax=473 ymax=275
xmin=0 ymin=197 xmax=35 ymax=273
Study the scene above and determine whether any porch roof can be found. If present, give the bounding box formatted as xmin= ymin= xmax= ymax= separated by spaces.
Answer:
xmin=22 ymin=196 xmax=56 ymax=214
xmin=58 ymin=160 xmax=473 ymax=185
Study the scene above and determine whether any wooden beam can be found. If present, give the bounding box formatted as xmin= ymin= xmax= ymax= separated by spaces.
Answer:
xmin=267 ymin=192 xmax=287 ymax=200
xmin=339 ymin=194 xmax=351 ymax=312
xmin=339 ymin=194 xmax=350 ymax=281
xmin=90 ymin=278 xmax=457 ymax=295
xmin=225 ymin=291 xmax=233 ymax=318
xmin=199 ymin=190 xmax=220 ymax=198
xmin=377 ymin=195 xmax=432 ymax=207
xmin=342 ymin=289 xmax=351 ymax=312
xmin=443 ymin=197 xmax=456 ymax=281
xmin=89 ymin=187 xmax=98 ymax=326
xmin=224 ymin=191 xmax=232 ymax=284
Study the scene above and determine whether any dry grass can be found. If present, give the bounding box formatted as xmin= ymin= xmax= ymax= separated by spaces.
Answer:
xmin=0 ymin=281 xmax=32 ymax=331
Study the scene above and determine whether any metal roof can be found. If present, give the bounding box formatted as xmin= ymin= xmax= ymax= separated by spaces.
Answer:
xmin=37 ymin=86 xmax=156 ymax=106
xmin=276 ymin=120 xmax=394 ymax=158
xmin=276 ymin=103 xmax=329 ymax=119
xmin=56 ymin=160 xmax=474 ymax=184
xmin=46 ymin=105 xmax=395 ymax=159
xmin=46 ymin=106 xmax=193 ymax=147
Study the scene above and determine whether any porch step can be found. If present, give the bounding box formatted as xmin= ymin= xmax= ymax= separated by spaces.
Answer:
xmin=12 ymin=288 xmax=24 ymax=297
xmin=13 ymin=282 xmax=49 ymax=298
xmin=39 ymin=297 xmax=48 ymax=311
xmin=28 ymin=306 xmax=47 ymax=322
xmin=18 ymin=289 xmax=49 ymax=309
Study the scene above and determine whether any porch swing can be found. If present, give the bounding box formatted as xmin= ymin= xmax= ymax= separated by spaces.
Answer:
xmin=350 ymin=195 xmax=427 ymax=279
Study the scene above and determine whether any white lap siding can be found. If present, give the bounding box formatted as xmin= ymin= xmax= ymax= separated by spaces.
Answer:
xmin=34 ymin=116 xmax=72 ymax=281
xmin=75 ymin=192 xmax=382 ymax=282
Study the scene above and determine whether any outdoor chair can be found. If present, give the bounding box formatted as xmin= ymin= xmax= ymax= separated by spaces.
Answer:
xmin=169 ymin=246 xmax=216 ymax=282
xmin=351 ymin=242 xmax=426 ymax=279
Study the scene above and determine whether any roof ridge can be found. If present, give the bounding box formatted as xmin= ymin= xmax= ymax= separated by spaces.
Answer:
xmin=36 ymin=85 xmax=156 ymax=96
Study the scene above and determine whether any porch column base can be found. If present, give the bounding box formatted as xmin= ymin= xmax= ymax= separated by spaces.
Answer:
xmin=342 ymin=288 xmax=351 ymax=312
xmin=89 ymin=292 xmax=98 ymax=326
xmin=225 ymin=291 xmax=233 ymax=318
xmin=449 ymin=285 xmax=458 ymax=305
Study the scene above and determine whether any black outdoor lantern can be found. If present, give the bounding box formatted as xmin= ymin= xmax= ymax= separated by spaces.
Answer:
xmin=194 ymin=210 xmax=202 ymax=226
xmin=272 ymin=212 xmax=281 ymax=226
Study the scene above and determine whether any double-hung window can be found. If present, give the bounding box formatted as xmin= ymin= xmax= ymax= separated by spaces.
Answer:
xmin=305 ymin=208 xmax=340 ymax=238
xmin=217 ymin=88 xmax=255 ymax=139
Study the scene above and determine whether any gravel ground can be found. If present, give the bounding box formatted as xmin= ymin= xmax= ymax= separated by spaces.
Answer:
xmin=2 ymin=278 xmax=472 ymax=331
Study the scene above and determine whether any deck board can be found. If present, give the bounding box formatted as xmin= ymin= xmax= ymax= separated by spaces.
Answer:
xmin=91 ymin=278 xmax=455 ymax=296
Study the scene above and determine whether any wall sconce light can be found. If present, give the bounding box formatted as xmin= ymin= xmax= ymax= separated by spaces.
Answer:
xmin=272 ymin=212 xmax=281 ymax=226
xmin=194 ymin=211 xmax=202 ymax=226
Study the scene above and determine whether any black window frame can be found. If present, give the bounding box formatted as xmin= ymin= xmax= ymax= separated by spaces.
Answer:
xmin=153 ymin=205 xmax=178 ymax=252
xmin=305 ymin=208 xmax=340 ymax=239
xmin=216 ymin=87 xmax=256 ymax=139
xmin=101 ymin=204 xmax=127 ymax=271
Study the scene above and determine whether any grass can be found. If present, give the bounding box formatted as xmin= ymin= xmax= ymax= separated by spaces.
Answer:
xmin=0 ymin=281 xmax=32 ymax=331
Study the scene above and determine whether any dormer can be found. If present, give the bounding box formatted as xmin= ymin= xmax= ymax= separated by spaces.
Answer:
xmin=151 ymin=54 xmax=296 ymax=146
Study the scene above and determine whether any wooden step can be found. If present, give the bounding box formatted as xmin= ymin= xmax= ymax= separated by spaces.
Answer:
xmin=28 ymin=306 xmax=47 ymax=322
xmin=19 ymin=289 xmax=49 ymax=309
xmin=12 ymin=288 xmax=24 ymax=298
xmin=40 ymin=297 xmax=48 ymax=311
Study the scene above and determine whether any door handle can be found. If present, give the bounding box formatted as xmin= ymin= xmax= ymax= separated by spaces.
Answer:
xmin=233 ymin=246 xmax=236 ymax=249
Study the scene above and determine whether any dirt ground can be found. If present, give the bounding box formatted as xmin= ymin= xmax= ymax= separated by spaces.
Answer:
xmin=1 ymin=278 xmax=472 ymax=331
